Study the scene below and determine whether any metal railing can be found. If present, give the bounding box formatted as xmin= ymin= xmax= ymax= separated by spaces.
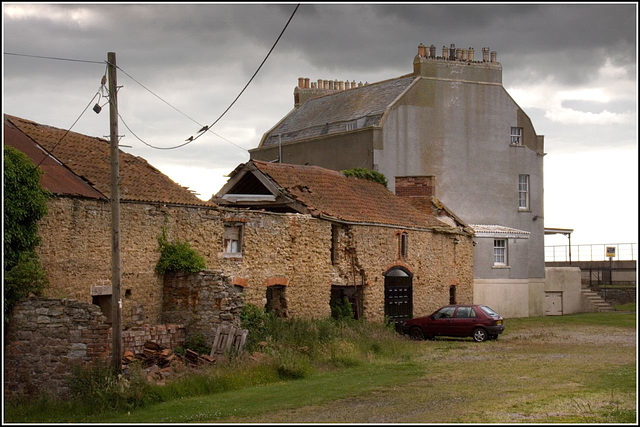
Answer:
xmin=545 ymin=243 xmax=637 ymax=263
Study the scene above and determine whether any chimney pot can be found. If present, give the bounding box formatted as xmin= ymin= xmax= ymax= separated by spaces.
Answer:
xmin=429 ymin=44 xmax=436 ymax=58
xmin=482 ymin=47 xmax=490 ymax=62
xmin=461 ymin=49 xmax=467 ymax=61
xmin=490 ymin=51 xmax=497 ymax=63
xmin=311 ymin=82 xmax=316 ymax=89
xmin=442 ymin=45 xmax=448 ymax=59
xmin=468 ymin=47 xmax=474 ymax=61
xmin=328 ymin=80 xmax=334 ymax=90
xmin=304 ymin=77 xmax=310 ymax=89
xmin=323 ymin=79 xmax=329 ymax=89
xmin=298 ymin=77 xmax=304 ymax=88
xmin=358 ymin=81 xmax=363 ymax=87
xmin=418 ymin=43 xmax=426 ymax=57
xmin=449 ymin=44 xmax=456 ymax=60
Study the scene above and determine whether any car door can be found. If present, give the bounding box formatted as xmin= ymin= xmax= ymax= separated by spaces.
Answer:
xmin=426 ymin=306 xmax=456 ymax=337
xmin=451 ymin=306 xmax=479 ymax=336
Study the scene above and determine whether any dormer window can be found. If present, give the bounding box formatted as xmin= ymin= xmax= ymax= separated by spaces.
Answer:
xmin=510 ymin=127 xmax=523 ymax=145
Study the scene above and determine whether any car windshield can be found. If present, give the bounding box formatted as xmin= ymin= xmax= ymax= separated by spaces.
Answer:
xmin=480 ymin=306 xmax=499 ymax=316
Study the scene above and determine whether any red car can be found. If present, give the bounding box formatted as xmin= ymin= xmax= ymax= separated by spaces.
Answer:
xmin=402 ymin=304 xmax=505 ymax=342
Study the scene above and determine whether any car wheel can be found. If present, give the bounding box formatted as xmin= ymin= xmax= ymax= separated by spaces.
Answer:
xmin=409 ymin=326 xmax=425 ymax=340
xmin=472 ymin=328 xmax=488 ymax=342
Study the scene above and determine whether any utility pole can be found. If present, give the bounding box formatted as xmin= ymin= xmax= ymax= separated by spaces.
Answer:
xmin=107 ymin=51 xmax=123 ymax=373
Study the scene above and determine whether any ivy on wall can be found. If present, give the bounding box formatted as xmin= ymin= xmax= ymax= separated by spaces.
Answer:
xmin=4 ymin=146 xmax=50 ymax=322
xmin=155 ymin=226 xmax=206 ymax=275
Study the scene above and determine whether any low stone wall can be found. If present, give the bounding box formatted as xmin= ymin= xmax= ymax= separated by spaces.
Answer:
xmin=4 ymin=298 xmax=187 ymax=399
xmin=4 ymin=297 xmax=111 ymax=398
xmin=597 ymin=287 xmax=636 ymax=306
xmin=161 ymin=270 xmax=244 ymax=344
xmin=122 ymin=324 xmax=185 ymax=354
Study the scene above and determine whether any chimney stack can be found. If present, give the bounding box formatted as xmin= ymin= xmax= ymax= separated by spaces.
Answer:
xmin=395 ymin=176 xmax=436 ymax=199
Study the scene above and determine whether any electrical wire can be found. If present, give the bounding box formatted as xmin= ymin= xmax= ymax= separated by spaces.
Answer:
xmin=141 ymin=2 xmax=300 ymax=150
xmin=4 ymin=52 xmax=104 ymax=64
xmin=114 ymin=64 xmax=248 ymax=152
xmin=118 ymin=112 xmax=247 ymax=152
xmin=31 ymin=86 xmax=103 ymax=170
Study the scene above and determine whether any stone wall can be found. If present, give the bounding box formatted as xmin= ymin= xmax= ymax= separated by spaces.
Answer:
xmin=597 ymin=287 xmax=636 ymax=306
xmin=4 ymin=297 xmax=187 ymax=398
xmin=122 ymin=324 xmax=185 ymax=355
xmin=4 ymin=297 xmax=111 ymax=398
xmin=161 ymin=271 xmax=243 ymax=343
xmin=36 ymin=196 xmax=473 ymax=325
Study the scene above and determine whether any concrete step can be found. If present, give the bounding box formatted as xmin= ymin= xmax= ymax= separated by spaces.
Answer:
xmin=581 ymin=288 xmax=615 ymax=313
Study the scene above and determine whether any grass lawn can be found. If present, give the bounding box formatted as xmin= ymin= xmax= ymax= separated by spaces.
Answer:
xmin=4 ymin=311 xmax=637 ymax=423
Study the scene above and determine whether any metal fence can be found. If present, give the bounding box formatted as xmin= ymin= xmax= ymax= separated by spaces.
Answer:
xmin=545 ymin=243 xmax=637 ymax=263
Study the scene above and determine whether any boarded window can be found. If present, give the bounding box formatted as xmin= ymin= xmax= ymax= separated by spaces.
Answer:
xmin=224 ymin=224 xmax=243 ymax=254
xmin=449 ymin=285 xmax=457 ymax=305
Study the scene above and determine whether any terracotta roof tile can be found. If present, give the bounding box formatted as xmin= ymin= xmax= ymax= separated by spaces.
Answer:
xmin=251 ymin=160 xmax=459 ymax=232
xmin=5 ymin=115 xmax=212 ymax=206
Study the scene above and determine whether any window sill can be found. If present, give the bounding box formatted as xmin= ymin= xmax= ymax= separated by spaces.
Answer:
xmin=518 ymin=208 xmax=531 ymax=212
xmin=223 ymin=253 xmax=243 ymax=259
xmin=510 ymin=143 xmax=524 ymax=147
xmin=492 ymin=265 xmax=511 ymax=269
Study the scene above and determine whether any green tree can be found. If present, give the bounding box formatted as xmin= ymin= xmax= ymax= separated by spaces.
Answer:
xmin=341 ymin=168 xmax=388 ymax=187
xmin=4 ymin=146 xmax=50 ymax=321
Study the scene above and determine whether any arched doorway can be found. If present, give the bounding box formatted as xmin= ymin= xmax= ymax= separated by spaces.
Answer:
xmin=384 ymin=266 xmax=413 ymax=325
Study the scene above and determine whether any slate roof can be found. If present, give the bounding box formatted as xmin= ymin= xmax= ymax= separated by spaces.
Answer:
xmin=5 ymin=115 xmax=212 ymax=206
xmin=260 ymin=75 xmax=417 ymax=147
xmin=250 ymin=160 xmax=462 ymax=233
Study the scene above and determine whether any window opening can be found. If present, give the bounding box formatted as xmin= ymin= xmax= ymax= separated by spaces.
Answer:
xmin=224 ymin=224 xmax=243 ymax=255
xmin=400 ymin=233 xmax=408 ymax=259
xmin=449 ymin=285 xmax=456 ymax=304
xmin=518 ymin=174 xmax=530 ymax=210
xmin=331 ymin=224 xmax=340 ymax=265
xmin=494 ymin=239 xmax=507 ymax=265
xmin=510 ymin=127 xmax=523 ymax=145
xmin=265 ymin=285 xmax=288 ymax=318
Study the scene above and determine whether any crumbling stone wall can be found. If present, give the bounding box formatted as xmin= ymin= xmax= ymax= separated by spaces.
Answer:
xmin=36 ymin=197 xmax=473 ymax=325
xmin=4 ymin=297 xmax=111 ymax=398
xmin=122 ymin=324 xmax=185 ymax=355
xmin=4 ymin=298 xmax=186 ymax=398
xmin=161 ymin=270 xmax=243 ymax=343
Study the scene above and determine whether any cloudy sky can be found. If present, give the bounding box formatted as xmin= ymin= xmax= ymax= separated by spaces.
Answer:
xmin=2 ymin=3 xmax=638 ymax=253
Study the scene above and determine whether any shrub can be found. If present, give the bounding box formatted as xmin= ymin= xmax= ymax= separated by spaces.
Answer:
xmin=341 ymin=168 xmax=388 ymax=187
xmin=331 ymin=297 xmax=354 ymax=321
xmin=4 ymin=251 xmax=48 ymax=318
xmin=154 ymin=227 xmax=206 ymax=275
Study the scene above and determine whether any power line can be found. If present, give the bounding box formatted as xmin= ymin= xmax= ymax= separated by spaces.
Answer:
xmin=4 ymin=52 xmax=104 ymax=64
xmin=114 ymin=64 xmax=248 ymax=151
xmin=32 ymin=85 xmax=104 ymax=170
xmin=118 ymin=112 xmax=248 ymax=152
xmin=155 ymin=3 xmax=301 ymax=149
